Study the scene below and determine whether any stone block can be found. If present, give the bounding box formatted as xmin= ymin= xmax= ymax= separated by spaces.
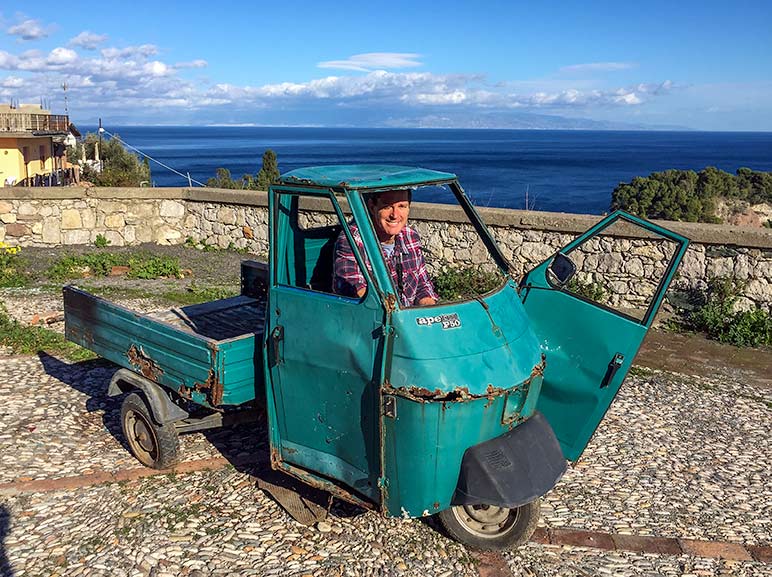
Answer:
xmin=81 ymin=208 xmax=97 ymax=229
xmin=4 ymin=223 xmax=29 ymax=237
xmin=103 ymin=231 xmax=125 ymax=246
xmin=219 ymin=207 xmax=236 ymax=225
xmin=99 ymin=201 xmax=128 ymax=213
xmin=160 ymin=200 xmax=185 ymax=218
xmin=63 ymin=229 xmax=91 ymax=245
xmin=61 ymin=209 xmax=82 ymax=229
xmin=124 ymin=226 xmax=136 ymax=244
xmin=125 ymin=203 xmax=156 ymax=223
xmin=17 ymin=202 xmax=38 ymax=215
xmin=40 ymin=205 xmax=53 ymax=217
xmin=706 ymin=257 xmax=734 ymax=278
xmin=0 ymin=227 xmax=4 ymax=242
xmin=105 ymin=214 xmax=126 ymax=228
xmin=0 ymin=201 xmax=12 ymax=213
xmin=154 ymin=225 xmax=183 ymax=245
xmin=31 ymin=221 xmax=43 ymax=235
xmin=0 ymin=213 xmax=16 ymax=224
xmin=41 ymin=219 xmax=61 ymax=244
xmin=135 ymin=226 xmax=153 ymax=243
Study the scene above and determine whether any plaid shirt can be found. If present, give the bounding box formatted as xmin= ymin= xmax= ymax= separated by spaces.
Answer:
xmin=334 ymin=223 xmax=438 ymax=307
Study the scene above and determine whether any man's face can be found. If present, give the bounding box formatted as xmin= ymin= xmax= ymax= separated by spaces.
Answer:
xmin=369 ymin=190 xmax=410 ymax=241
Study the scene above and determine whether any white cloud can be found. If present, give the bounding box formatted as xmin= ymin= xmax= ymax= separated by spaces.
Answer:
xmin=174 ymin=59 xmax=208 ymax=69
xmin=560 ymin=62 xmax=636 ymax=73
xmin=318 ymin=52 xmax=422 ymax=72
xmin=100 ymin=44 xmax=158 ymax=59
xmin=47 ymin=47 xmax=78 ymax=66
xmin=7 ymin=18 xmax=50 ymax=41
xmin=1 ymin=76 xmax=25 ymax=88
xmin=69 ymin=31 xmax=108 ymax=50
xmin=0 ymin=33 xmax=676 ymax=126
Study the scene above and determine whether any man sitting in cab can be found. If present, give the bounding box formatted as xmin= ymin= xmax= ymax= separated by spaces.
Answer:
xmin=333 ymin=189 xmax=438 ymax=307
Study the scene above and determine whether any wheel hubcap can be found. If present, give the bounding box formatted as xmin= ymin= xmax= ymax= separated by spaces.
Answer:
xmin=126 ymin=410 xmax=158 ymax=463
xmin=452 ymin=504 xmax=519 ymax=538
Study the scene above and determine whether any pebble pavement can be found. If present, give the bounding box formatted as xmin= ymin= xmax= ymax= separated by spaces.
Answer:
xmin=0 ymin=288 xmax=771 ymax=576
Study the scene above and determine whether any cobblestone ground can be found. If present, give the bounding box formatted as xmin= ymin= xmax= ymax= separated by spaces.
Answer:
xmin=1 ymin=330 xmax=771 ymax=575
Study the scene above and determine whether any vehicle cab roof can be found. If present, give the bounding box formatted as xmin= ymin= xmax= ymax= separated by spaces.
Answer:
xmin=278 ymin=165 xmax=456 ymax=190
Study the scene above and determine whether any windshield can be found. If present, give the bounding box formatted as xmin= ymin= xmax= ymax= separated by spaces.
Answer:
xmin=356 ymin=182 xmax=508 ymax=308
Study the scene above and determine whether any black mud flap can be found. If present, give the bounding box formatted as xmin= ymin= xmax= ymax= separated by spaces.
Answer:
xmin=451 ymin=411 xmax=567 ymax=508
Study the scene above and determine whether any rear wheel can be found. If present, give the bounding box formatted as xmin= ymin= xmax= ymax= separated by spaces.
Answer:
xmin=437 ymin=499 xmax=540 ymax=550
xmin=121 ymin=392 xmax=180 ymax=469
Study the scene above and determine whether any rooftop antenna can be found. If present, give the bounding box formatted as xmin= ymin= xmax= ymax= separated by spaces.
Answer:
xmin=62 ymin=82 xmax=69 ymax=116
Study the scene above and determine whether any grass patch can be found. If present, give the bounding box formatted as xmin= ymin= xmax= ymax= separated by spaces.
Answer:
xmin=0 ymin=242 xmax=29 ymax=287
xmin=433 ymin=265 xmax=504 ymax=301
xmin=0 ymin=306 xmax=96 ymax=361
xmin=47 ymin=251 xmax=182 ymax=281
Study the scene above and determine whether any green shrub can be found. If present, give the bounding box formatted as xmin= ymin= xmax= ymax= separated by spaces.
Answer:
xmin=685 ymin=277 xmax=772 ymax=347
xmin=46 ymin=252 xmax=181 ymax=280
xmin=125 ymin=255 xmax=182 ymax=279
xmin=566 ymin=277 xmax=607 ymax=303
xmin=611 ymin=166 xmax=772 ymax=223
xmin=94 ymin=234 xmax=111 ymax=248
xmin=433 ymin=266 xmax=503 ymax=301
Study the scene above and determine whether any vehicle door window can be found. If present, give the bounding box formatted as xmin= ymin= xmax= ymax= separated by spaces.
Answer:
xmin=557 ymin=220 xmax=680 ymax=321
xmin=274 ymin=192 xmax=363 ymax=297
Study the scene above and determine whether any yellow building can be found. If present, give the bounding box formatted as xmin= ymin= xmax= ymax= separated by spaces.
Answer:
xmin=0 ymin=104 xmax=72 ymax=187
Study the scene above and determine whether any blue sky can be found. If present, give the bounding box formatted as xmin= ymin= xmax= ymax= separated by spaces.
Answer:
xmin=1 ymin=1 xmax=771 ymax=130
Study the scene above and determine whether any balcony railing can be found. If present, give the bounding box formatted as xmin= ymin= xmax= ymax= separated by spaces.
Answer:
xmin=0 ymin=113 xmax=69 ymax=133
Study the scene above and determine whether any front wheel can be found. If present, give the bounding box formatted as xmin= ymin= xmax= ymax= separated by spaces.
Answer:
xmin=121 ymin=392 xmax=180 ymax=469
xmin=437 ymin=499 xmax=540 ymax=550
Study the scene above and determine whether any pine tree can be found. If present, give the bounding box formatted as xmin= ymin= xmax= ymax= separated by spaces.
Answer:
xmin=256 ymin=150 xmax=280 ymax=190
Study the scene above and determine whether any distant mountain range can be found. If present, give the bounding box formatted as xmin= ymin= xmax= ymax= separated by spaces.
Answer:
xmin=382 ymin=111 xmax=689 ymax=131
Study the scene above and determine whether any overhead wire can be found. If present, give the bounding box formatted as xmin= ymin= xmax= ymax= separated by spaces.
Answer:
xmin=99 ymin=128 xmax=208 ymax=187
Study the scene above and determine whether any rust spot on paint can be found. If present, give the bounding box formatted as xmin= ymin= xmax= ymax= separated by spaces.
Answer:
xmin=188 ymin=369 xmax=224 ymax=407
xmin=126 ymin=344 xmax=164 ymax=381
xmin=384 ymin=293 xmax=398 ymax=314
xmin=382 ymin=381 xmax=506 ymax=403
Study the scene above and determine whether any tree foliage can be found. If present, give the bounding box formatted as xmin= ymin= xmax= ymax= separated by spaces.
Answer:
xmin=611 ymin=167 xmax=772 ymax=223
xmin=80 ymin=133 xmax=151 ymax=187
xmin=207 ymin=149 xmax=280 ymax=190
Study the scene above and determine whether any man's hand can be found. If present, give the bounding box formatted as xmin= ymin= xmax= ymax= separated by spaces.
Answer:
xmin=418 ymin=296 xmax=437 ymax=306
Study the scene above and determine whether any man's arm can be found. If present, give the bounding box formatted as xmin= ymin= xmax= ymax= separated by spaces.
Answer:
xmin=408 ymin=229 xmax=439 ymax=306
xmin=333 ymin=230 xmax=368 ymax=298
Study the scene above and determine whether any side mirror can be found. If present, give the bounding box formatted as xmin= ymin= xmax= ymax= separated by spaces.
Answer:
xmin=547 ymin=252 xmax=576 ymax=287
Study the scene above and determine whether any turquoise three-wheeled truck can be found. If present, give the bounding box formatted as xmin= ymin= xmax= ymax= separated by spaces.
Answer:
xmin=64 ymin=165 xmax=688 ymax=549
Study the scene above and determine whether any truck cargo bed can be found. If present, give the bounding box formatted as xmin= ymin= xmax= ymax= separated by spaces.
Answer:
xmin=147 ymin=296 xmax=266 ymax=341
xmin=64 ymin=286 xmax=266 ymax=408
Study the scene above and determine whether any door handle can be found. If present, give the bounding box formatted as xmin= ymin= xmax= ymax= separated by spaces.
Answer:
xmin=270 ymin=325 xmax=284 ymax=367
xmin=600 ymin=353 xmax=624 ymax=388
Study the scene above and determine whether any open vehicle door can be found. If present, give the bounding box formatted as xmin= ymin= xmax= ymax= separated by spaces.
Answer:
xmin=519 ymin=211 xmax=689 ymax=461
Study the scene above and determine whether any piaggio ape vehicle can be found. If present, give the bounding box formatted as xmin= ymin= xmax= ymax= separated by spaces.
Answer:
xmin=64 ymin=165 xmax=689 ymax=549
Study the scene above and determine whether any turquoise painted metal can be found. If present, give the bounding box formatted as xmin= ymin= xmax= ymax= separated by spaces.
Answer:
xmin=64 ymin=164 xmax=689 ymax=527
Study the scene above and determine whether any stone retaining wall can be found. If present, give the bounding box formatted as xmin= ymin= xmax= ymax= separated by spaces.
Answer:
xmin=2 ymin=187 xmax=771 ymax=311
